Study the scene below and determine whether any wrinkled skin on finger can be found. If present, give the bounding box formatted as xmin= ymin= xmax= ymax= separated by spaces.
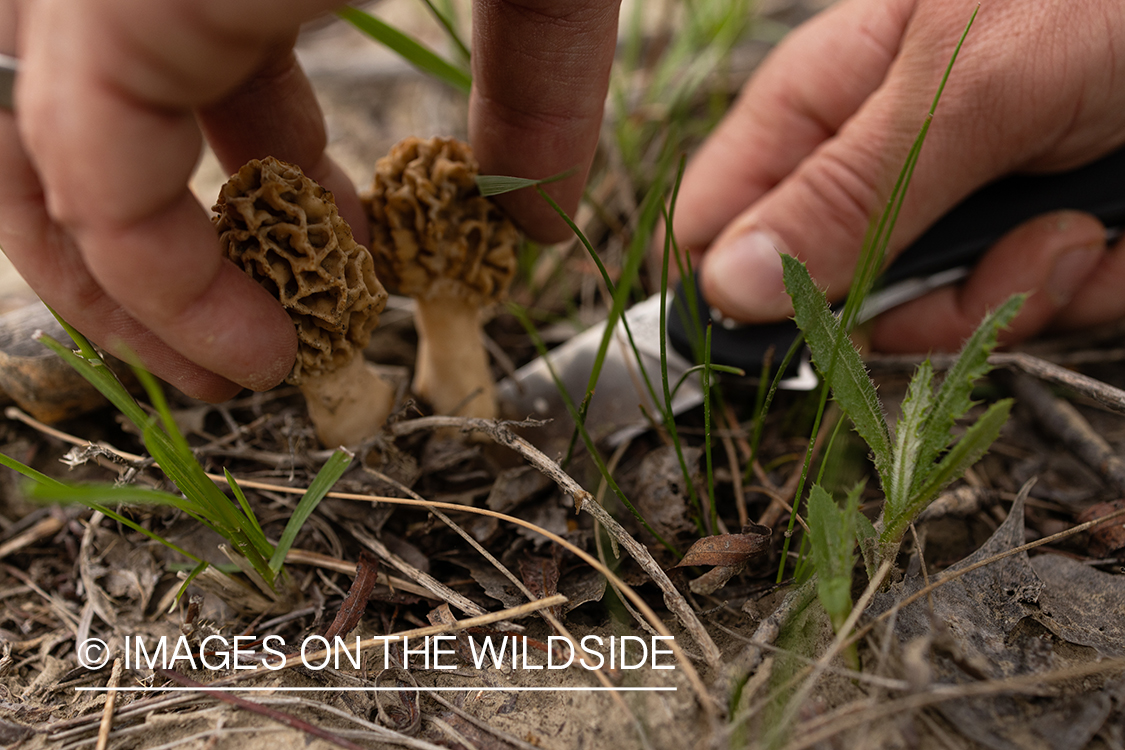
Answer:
xmin=672 ymin=0 xmax=1125 ymax=351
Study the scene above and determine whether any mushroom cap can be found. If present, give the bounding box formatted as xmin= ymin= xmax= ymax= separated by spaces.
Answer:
xmin=363 ymin=137 xmax=519 ymax=305
xmin=214 ymin=157 xmax=388 ymax=385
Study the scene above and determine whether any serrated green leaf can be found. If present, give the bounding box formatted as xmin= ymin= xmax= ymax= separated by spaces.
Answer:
xmin=886 ymin=360 xmax=934 ymax=519
xmin=807 ymin=482 xmax=864 ymax=629
xmin=884 ymin=398 xmax=1012 ymax=543
xmin=337 ymin=6 xmax=471 ymax=95
xmin=782 ymin=255 xmax=892 ymax=478
xmin=910 ymin=295 xmax=1023 ymax=499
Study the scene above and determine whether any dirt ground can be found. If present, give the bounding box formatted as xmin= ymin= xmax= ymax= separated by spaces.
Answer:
xmin=2 ymin=2 xmax=1125 ymax=749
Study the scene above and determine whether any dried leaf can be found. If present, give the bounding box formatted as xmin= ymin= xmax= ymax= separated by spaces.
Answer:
xmin=323 ymin=551 xmax=379 ymax=641
xmin=486 ymin=465 xmax=552 ymax=513
xmin=426 ymin=603 xmax=476 ymax=665
xmin=633 ymin=446 xmax=702 ymax=539
xmin=559 ymin=567 xmax=606 ymax=613
xmin=675 ymin=524 xmax=771 ymax=568
xmin=871 ymin=490 xmax=1120 ymax=750
xmin=1078 ymin=500 xmax=1125 ymax=558
xmin=519 ymin=554 xmax=561 ymax=620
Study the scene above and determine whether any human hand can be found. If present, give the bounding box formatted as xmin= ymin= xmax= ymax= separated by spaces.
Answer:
xmin=673 ymin=0 xmax=1125 ymax=352
xmin=0 ymin=0 xmax=378 ymax=401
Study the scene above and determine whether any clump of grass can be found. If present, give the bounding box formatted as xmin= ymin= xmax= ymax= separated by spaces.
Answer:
xmin=0 ymin=312 xmax=352 ymax=605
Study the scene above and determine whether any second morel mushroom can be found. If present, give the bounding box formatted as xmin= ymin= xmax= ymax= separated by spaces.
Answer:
xmin=215 ymin=157 xmax=394 ymax=446
xmin=364 ymin=137 xmax=519 ymax=419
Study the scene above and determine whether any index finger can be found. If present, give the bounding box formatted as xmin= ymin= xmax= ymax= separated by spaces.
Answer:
xmin=469 ymin=0 xmax=620 ymax=242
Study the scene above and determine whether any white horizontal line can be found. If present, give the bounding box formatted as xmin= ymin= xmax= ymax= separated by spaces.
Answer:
xmin=75 ymin=686 xmax=677 ymax=693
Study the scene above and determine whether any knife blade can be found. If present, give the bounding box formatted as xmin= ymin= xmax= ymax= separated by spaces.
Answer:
xmin=498 ymin=144 xmax=1125 ymax=452
xmin=0 ymin=54 xmax=17 ymax=112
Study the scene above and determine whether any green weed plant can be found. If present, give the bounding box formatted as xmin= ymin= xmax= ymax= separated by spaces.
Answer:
xmin=0 ymin=314 xmax=352 ymax=604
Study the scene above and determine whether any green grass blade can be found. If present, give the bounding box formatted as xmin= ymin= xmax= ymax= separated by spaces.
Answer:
xmin=30 ymin=481 xmax=201 ymax=512
xmin=885 ymin=360 xmax=934 ymax=517
xmin=476 ymin=170 xmax=575 ymax=197
xmin=837 ymin=7 xmax=978 ymax=335
xmin=0 ymin=451 xmax=67 ymax=490
xmin=226 ymin=469 xmax=265 ymax=540
xmin=337 ymin=6 xmax=471 ymax=95
xmin=703 ymin=324 xmax=717 ymax=531
xmin=35 ymin=333 xmax=150 ymax=428
xmin=782 ymin=255 xmax=892 ymax=477
xmin=172 ymin=560 xmax=212 ymax=609
xmin=418 ymin=0 xmax=470 ymax=64
xmin=671 ymin=364 xmax=744 ymax=401
xmin=26 ymin=483 xmax=206 ymax=564
xmin=268 ymin=448 xmax=354 ymax=573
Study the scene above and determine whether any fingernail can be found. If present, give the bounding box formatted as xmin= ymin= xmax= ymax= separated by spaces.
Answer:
xmin=701 ymin=230 xmax=789 ymax=321
xmin=1046 ymin=243 xmax=1101 ymax=306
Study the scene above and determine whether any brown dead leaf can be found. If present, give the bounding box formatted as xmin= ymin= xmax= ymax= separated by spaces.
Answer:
xmin=1078 ymin=500 xmax=1125 ymax=558
xmin=519 ymin=554 xmax=561 ymax=620
xmin=323 ymin=551 xmax=380 ymax=641
xmin=674 ymin=523 xmax=771 ymax=568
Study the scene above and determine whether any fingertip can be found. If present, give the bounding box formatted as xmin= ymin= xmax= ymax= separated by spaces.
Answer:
xmin=699 ymin=229 xmax=792 ymax=323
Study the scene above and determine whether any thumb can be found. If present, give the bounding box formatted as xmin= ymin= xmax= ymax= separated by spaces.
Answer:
xmin=871 ymin=210 xmax=1106 ymax=351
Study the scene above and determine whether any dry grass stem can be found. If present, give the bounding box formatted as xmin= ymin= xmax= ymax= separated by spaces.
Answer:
xmin=94 ymin=657 xmax=123 ymax=750
xmin=784 ymin=657 xmax=1125 ymax=750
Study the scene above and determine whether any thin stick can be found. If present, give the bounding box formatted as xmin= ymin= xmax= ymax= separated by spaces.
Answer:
xmin=1009 ymin=371 xmax=1125 ymax=494
xmin=362 ymin=470 xmax=643 ymax=722
xmin=94 ymin=657 xmax=123 ymax=750
xmin=865 ymin=351 xmax=1125 ymax=415
xmin=283 ymin=548 xmax=441 ymax=601
xmin=785 ymin=657 xmax=1125 ymax=750
xmin=0 ymin=515 xmax=64 ymax=560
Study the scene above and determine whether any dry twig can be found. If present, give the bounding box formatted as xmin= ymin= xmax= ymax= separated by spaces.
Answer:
xmin=1009 ymin=371 xmax=1125 ymax=494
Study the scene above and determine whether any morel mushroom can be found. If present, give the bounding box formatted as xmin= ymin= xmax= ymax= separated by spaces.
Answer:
xmin=214 ymin=157 xmax=394 ymax=446
xmin=364 ymin=137 xmax=519 ymax=419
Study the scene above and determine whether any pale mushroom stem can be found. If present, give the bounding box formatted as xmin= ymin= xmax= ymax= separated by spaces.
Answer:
xmin=299 ymin=355 xmax=396 ymax=447
xmin=413 ymin=296 xmax=496 ymax=419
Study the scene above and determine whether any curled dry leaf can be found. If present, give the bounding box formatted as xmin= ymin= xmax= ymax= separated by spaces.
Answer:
xmin=674 ymin=523 xmax=772 ymax=568
xmin=1077 ymin=499 xmax=1125 ymax=558
xmin=323 ymin=551 xmax=380 ymax=641
xmin=519 ymin=554 xmax=562 ymax=621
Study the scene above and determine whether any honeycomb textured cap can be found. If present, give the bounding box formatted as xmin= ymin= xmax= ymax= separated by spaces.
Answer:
xmin=214 ymin=157 xmax=388 ymax=385
xmin=364 ymin=136 xmax=519 ymax=305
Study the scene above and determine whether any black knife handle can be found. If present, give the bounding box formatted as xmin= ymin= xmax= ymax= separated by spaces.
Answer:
xmin=669 ymin=144 xmax=1125 ymax=375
